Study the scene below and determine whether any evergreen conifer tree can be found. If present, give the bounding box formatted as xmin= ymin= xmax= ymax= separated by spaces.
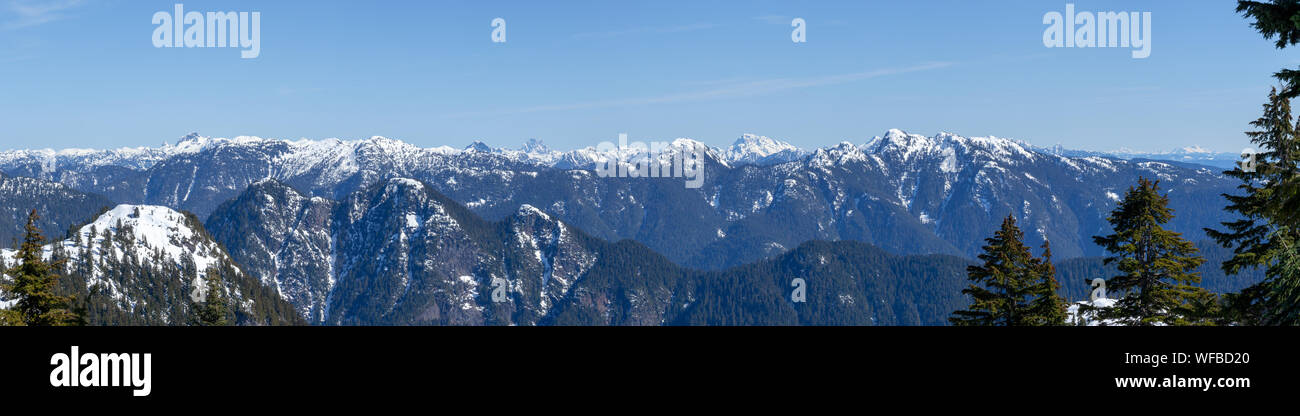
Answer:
xmin=951 ymin=215 xmax=1066 ymax=326
xmin=5 ymin=210 xmax=80 ymax=326
xmin=1026 ymin=241 xmax=1068 ymax=326
xmin=1094 ymin=178 xmax=1213 ymax=325
xmin=1207 ymin=87 xmax=1300 ymax=324
xmin=194 ymin=273 xmax=231 ymax=326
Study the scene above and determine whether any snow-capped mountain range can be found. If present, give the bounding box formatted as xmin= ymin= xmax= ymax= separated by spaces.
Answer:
xmin=0 ymin=129 xmax=1263 ymax=325
xmin=0 ymin=130 xmax=1240 ymax=177
xmin=1105 ymin=146 xmax=1245 ymax=170
xmin=1038 ymin=143 xmax=1246 ymax=170
xmin=0 ymin=130 xmax=1242 ymax=262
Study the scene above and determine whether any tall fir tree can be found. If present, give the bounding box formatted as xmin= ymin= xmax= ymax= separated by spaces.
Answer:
xmin=1026 ymin=241 xmax=1068 ymax=326
xmin=5 ymin=210 xmax=80 ymax=326
xmin=194 ymin=273 xmax=231 ymax=326
xmin=951 ymin=214 xmax=1066 ymax=326
xmin=1094 ymin=178 xmax=1213 ymax=326
xmin=1207 ymin=87 xmax=1300 ymax=325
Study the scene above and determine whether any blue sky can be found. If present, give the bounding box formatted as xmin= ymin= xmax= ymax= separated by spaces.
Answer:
xmin=0 ymin=0 xmax=1293 ymax=152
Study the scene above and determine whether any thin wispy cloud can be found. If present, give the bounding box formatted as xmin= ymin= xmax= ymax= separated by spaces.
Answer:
xmin=572 ymin=22 xmax=720 ymax=39
xmin=1 ymin=54 xmax=34 ymax=63
xmin=275 ymin=86 xmax=326 ymax=97
xmin=2 ymin=0 xmax=85 ymax=30
xmin=442 ymin=62 xmax=955 ymax=119
xmin=753 ymin=15 xmax=789 ymax=25
xmin=677 ymin=76 xmax=761 ymax=88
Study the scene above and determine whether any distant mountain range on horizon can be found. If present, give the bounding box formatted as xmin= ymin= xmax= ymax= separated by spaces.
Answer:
xmin=2 ymin=128 xmax=1249 ymax=171
xmin=0 ymin=128 xmax=1266 ymax=325
xmin=0 ymin=128 xmax=1249 ymax=260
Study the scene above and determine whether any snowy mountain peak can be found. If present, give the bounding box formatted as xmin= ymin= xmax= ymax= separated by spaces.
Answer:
xmin=730 ymin=133 xmax=777 ymax=147
xmin=808 ymin=141 xmax=869 ymax=168
xmin=172 ymin=134 xmax=212 ymax=152
xmin=934 ymin=131 xmax=961 ymax=140
xmin=873 ymin=128 xmax=926 ymax=144
xmin=724 ymin=134 xmax=805 ymax=165
xmin=2 ymin=204 xmax=234 ymax=304
xmin=74 ymin=205 xmax=229 ymax=275
xmin=668 ymin=137 xmax=709 ymax=150
xmin=465 ymin=141 xmax=494 ymax=153
xmin=1179 ymin=145 xmax=1213 ymax=154
xmin=520 ymin=138 xmax=550 ymax=154
xmin=0 ymin=200 xmax=308 ymax=324
xmin=867 ymin=129 xmax=939 ymax=159
xmin=639 ymin=138 xmax=721 ymax=163
xmin=359 ymin=136 xmax=406 ymax=147
xmin=865 ymin=129 xmax=1036 ymax=164
xmin=354 ymin=136 xmax=421 ymax=155
xmin=177 ymin=132 xmax=203 ymax=145
xmin=957 ymin=135 xmax=1036 ymax=162
xmin=883 ymin=128 xmax=910 ymax=139
xmin=170 ymin=134 xmax=288 ymax=155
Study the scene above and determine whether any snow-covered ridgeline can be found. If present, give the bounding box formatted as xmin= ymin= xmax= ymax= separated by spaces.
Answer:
xmin=0 ymin=129 xmax=1232 ymax=182
xmin=0 ymin=205 xmax=231 ymax=302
